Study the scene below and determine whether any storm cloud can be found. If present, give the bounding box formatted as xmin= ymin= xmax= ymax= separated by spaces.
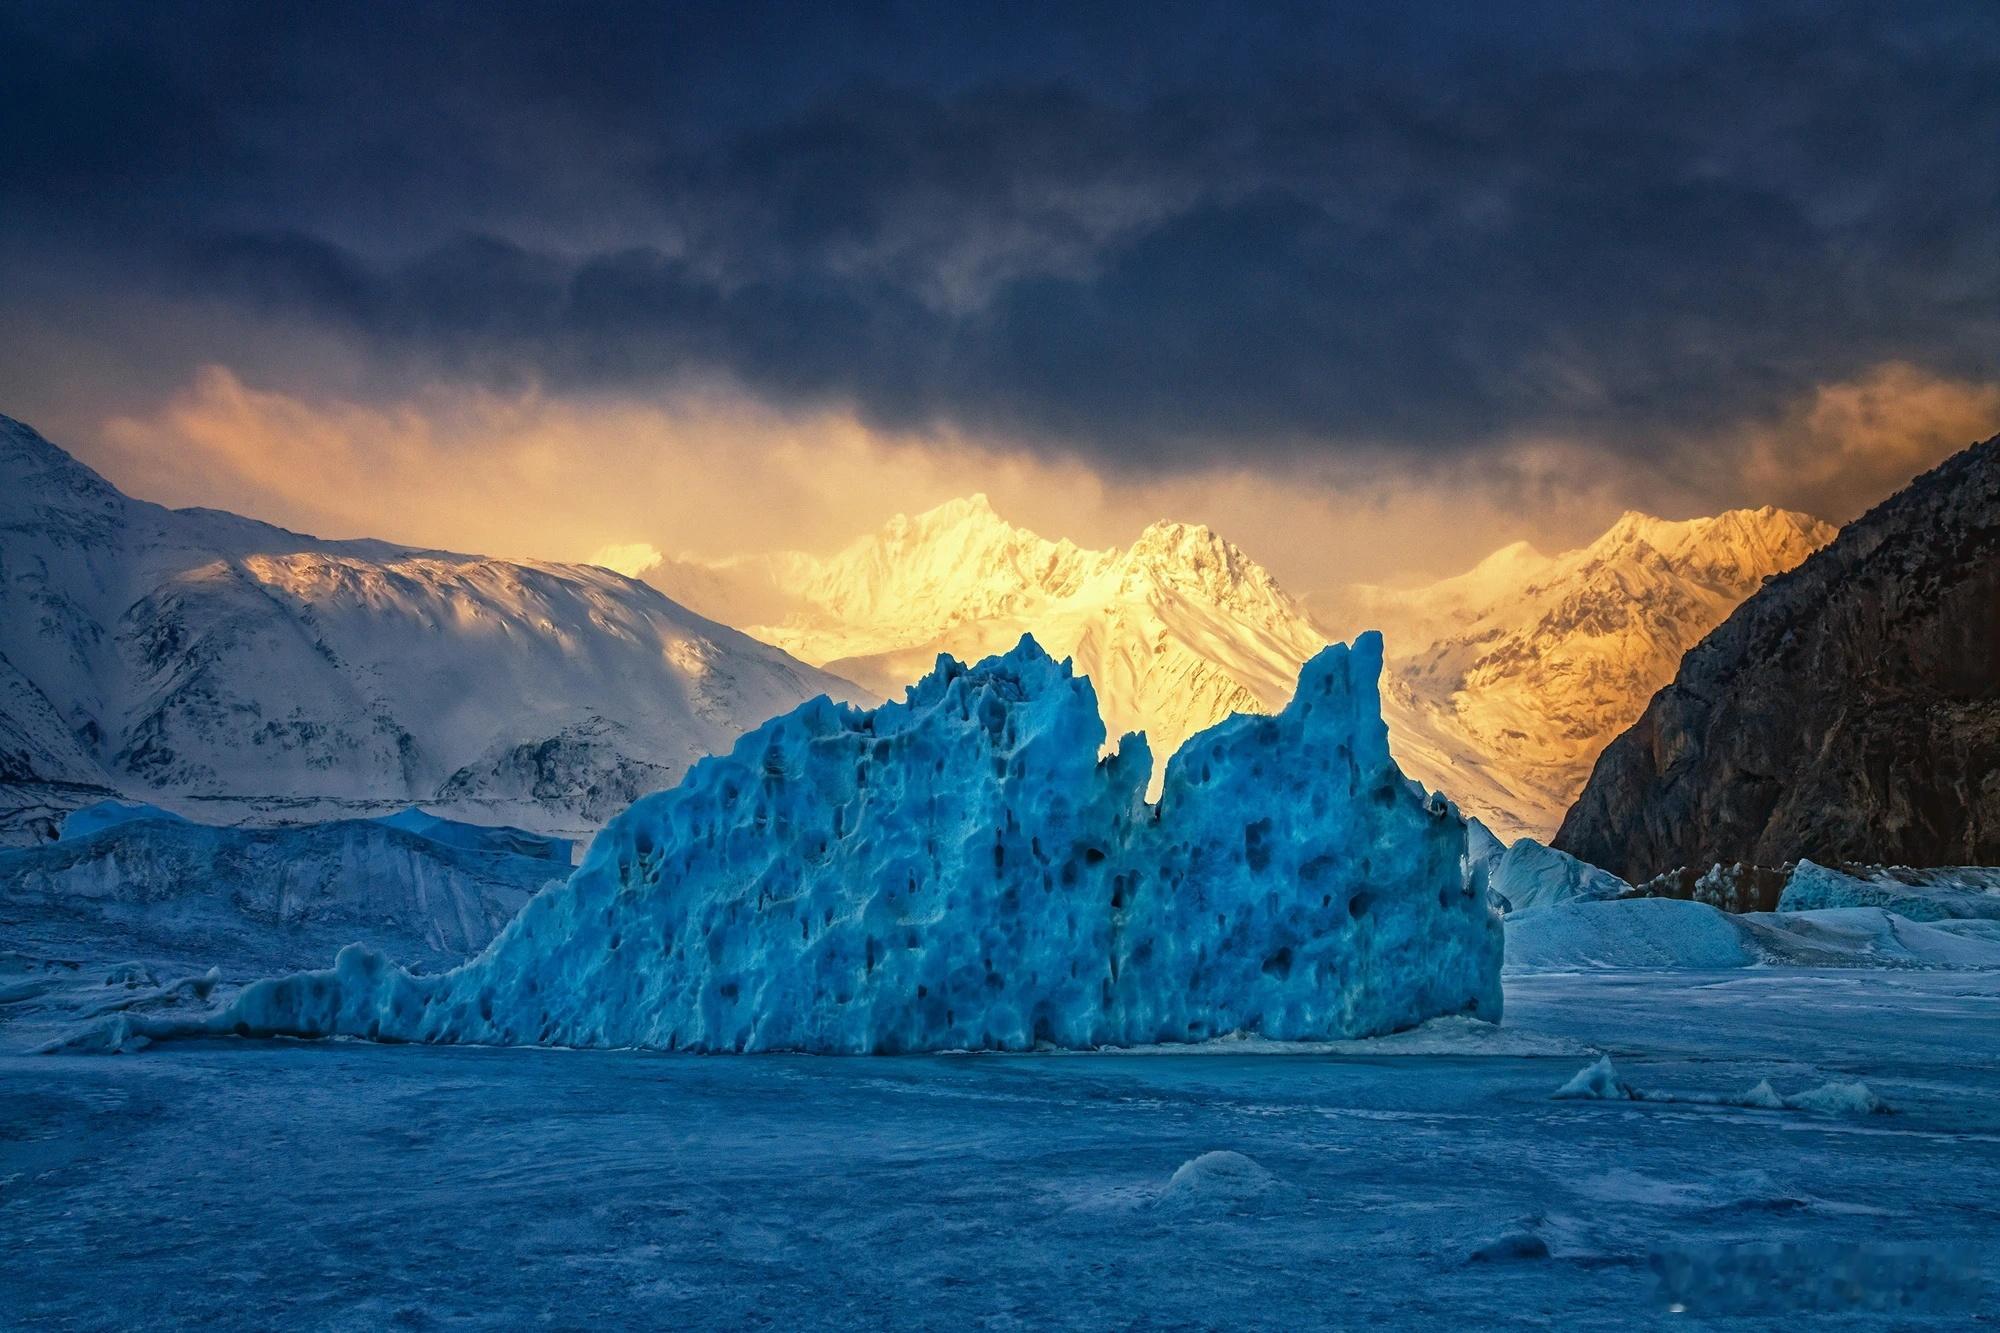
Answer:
xmin=3 ymin=0 xmax=1997 ymax=474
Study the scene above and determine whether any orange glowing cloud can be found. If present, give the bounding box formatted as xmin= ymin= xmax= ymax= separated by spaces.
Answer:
xmin=83 ymin=361 xmax=2000 ymax=607
xmin=94 ymin=366 xmax=1612 ymax=594
xmin=1741 ymin=363 xmax=2000 ymax=520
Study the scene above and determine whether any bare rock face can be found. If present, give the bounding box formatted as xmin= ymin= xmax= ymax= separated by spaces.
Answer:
xmin=1554 ymin=437 xmax=2000 ymax=881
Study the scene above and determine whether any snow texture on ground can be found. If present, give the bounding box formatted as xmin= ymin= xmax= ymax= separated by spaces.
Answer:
xmin=2 ymin=968 xmax=1992 ymax=1328
xmin=81 ymin=633 xmax=1500 ymax=1054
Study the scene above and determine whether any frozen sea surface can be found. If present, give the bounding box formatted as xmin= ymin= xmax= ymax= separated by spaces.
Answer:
xmin=3 ymin=969 xmax=1996 ymax=1329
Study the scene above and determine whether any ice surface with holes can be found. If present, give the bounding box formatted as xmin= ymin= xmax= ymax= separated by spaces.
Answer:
xmin=76 ymin=631 xmax=1501 ymax=1054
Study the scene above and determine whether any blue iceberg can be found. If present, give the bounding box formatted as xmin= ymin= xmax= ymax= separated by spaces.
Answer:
xmin=82 ymin=632 xmax=1502 ymax=1053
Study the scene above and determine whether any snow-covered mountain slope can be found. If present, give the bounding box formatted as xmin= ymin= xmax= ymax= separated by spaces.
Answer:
xmin=1335 ymin=507 xmax=1835 ymax=840
xmin=655 ymin=495 xmax=1329 ymax=780
xmin=0 ymin=414 xmax=864 ymax=840
xmin=655 ymin=494 xmax=1828 ymax=835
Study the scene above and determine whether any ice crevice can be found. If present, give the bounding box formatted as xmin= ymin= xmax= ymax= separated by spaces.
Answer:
xmin=49 ymin=631 xmax=1503 ymax=1055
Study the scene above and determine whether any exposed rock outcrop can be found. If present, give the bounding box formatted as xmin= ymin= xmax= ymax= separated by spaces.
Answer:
xmin=1554 ymin=438 xmax=2000 ymax=880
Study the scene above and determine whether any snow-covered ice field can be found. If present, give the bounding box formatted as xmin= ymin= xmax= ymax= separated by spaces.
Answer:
xmin=3 ymin=968 xmax=1993 ymax=1329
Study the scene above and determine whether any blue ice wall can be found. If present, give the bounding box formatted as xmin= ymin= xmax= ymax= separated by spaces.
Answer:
xmin=136 ymin=632 xmax=1502 ymax=1053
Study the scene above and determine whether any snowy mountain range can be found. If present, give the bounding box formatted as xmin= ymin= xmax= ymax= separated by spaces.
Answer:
xmin=650 ymin=494 xmax=1831 ymax=837
xmin=649 ymin=495 xmax=1330 ymax=785
xmin=0 ymin=406 xmax=1832 ymax=846
xmin=0 ymin=414 xmax=864 ymax=842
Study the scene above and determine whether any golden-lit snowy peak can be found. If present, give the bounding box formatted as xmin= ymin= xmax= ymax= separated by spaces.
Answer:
xmin=651 ymin=491 xmax=1830 ymax=836
xmin=1354 ymin=505 xmax=1836 ymax=840
xmin=660 ymin=499 xmax=1331 ymax=793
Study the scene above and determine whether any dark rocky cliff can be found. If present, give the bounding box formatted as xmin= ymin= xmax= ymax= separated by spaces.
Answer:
xmin=1554 ymin=437 xmax=2000 ymax=881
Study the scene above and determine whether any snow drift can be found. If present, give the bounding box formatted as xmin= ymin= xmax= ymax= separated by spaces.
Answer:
xmin=65 ymin=632 xmax=1502 ymax=1054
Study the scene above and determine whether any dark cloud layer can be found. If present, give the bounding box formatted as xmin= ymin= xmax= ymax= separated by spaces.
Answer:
xmin=3 ymin=0 xmax=1997 ymax=470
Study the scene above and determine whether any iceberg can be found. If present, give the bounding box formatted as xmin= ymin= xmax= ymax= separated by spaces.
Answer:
xmin=1486 ymin=837 xmax=1628 ymax=914
xmin=1778 ymin=859 xmax=2000 ymax=923
xmin=76 ymin=633 xmax=1502 ymax=1054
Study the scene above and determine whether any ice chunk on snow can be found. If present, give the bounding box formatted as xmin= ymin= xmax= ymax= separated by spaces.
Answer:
xmin=1487 ymin=838 xmax=1627 ymax=914
xmin=1778 ymin=859 xmax=2000 ymax=923
xmin=1554 ymin=1055 xmax=1638 ymax=1100
xmin=1737 ymin=1079 xmax=1787 ymax=1110
xmin=1727 ymin=1078 xmax=1889 ymax=1115
xmin=1551 ymin=1062 xmax=1890 ymax=1116
xmin=1783 ymin=1080 xmax=1888 ymax=1116
xmin=1157 ymin=1151 xmax=1277 ymax=1211
xmin=77 ymin=632 xmax=1502 ymax=1054
xmin=1465 ymin=1230 xmax=1551 ymax=1263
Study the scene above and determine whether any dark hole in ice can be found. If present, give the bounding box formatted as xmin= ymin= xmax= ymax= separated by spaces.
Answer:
xmin=1243 ymin=818 xmax=1272 ymax=873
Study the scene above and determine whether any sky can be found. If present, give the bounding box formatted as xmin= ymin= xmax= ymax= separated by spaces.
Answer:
xmin=4 ymin=0 xmax=1998 ymax=594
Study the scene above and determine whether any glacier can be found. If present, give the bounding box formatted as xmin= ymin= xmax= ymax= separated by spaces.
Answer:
xmin=5 ymin=802 xmax=566 ymax=974
xmin=75 ymin=631 xmax=1502 ymax=1054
